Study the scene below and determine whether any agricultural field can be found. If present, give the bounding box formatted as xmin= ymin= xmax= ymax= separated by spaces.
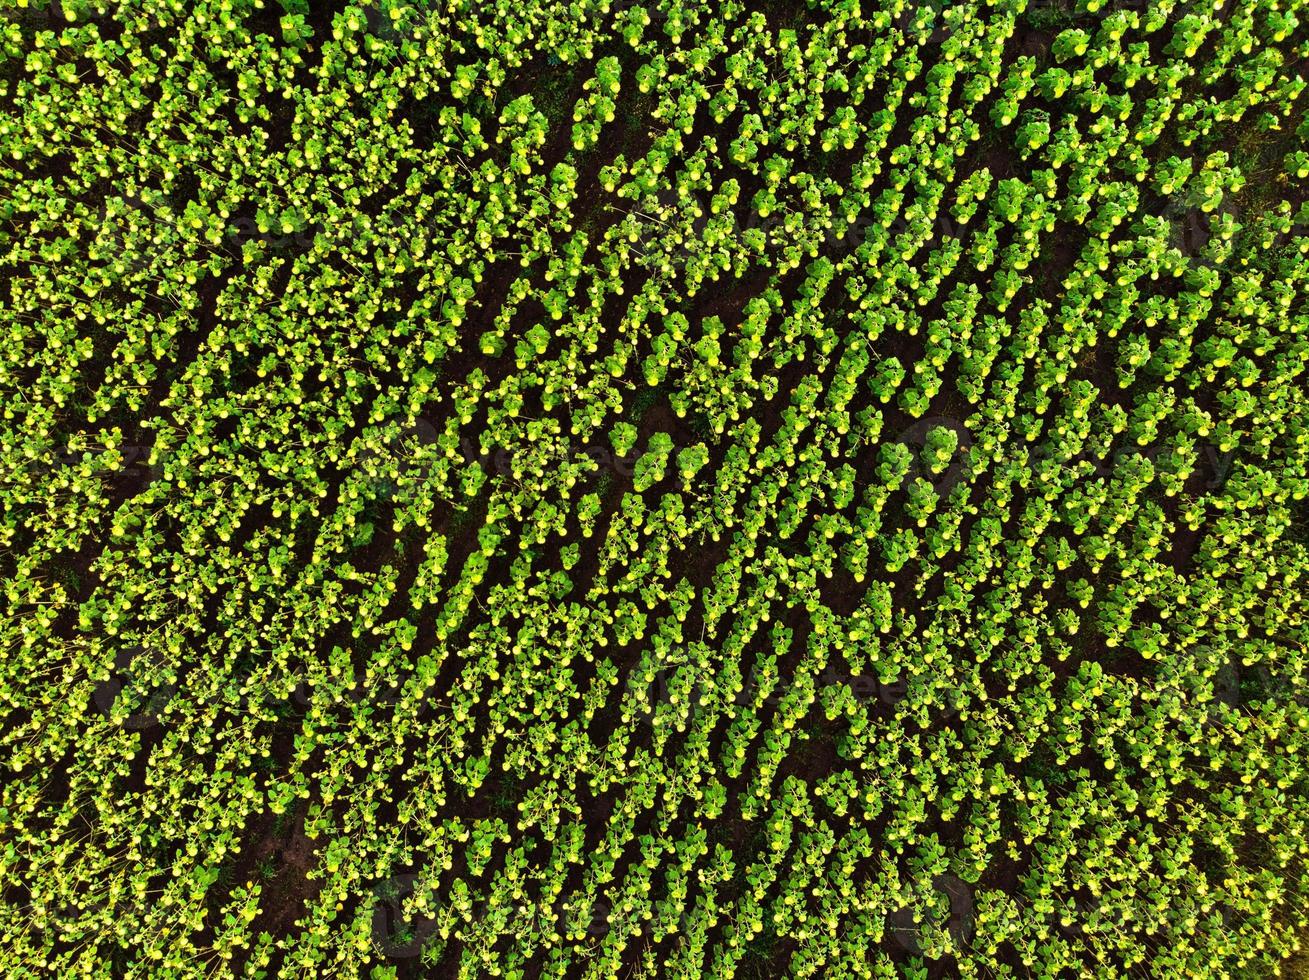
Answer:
xmin=3 ymin=0 xmax=1309 ymax=976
